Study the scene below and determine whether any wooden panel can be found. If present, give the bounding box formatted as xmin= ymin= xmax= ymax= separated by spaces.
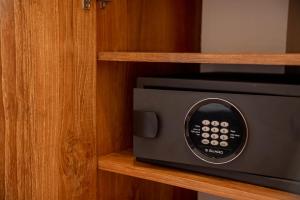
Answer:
xmin=100 ymin=171 xmax=197 ymax=200
xmin=99 ymin=151 xmax=300 ymax=200
xmin=97 ymin=0 xmax=201 ymax=199
xmin=0 ymin=0 xmax=96 ymax=199
xmin=0 ymin=23 xmax=4 ymax=199
xmin=127 ymin=0 xmax=202 ymax=52
xmin=0 ymin=1 xmax=19 ymax=198
xmin=285 ymin=0 xmax=300 ymax=73
xmin=286 ymin=0 xmax=300 ymax=53
xmin=98 ymin=52 xmax=300 ymax=66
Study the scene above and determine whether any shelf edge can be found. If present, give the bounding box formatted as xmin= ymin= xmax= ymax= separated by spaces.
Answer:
xmin=98 ymin=52 xmax=300 ymax=66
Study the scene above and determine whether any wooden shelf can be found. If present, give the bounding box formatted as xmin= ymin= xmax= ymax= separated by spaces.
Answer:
xmin=98 ymin=52 xmax=300 ymax=66
xmin=98 ymin=150 xmax=300 ymax=200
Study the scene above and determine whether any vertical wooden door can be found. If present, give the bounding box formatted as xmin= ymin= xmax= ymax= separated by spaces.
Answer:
xmin=0 ymin=0 xmax=97 ymax=199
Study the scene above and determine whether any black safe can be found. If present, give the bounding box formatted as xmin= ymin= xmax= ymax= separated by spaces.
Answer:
xmin=133 ymin=74 xmax=300 ymax=194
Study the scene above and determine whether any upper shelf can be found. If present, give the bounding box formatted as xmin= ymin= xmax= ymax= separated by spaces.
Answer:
xmin=98 ymin=52 xmax=300 ymax=66
xmin=99 ymin=150 xmax=300 ymax=200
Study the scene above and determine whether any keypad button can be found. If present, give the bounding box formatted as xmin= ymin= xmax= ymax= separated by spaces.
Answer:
xmin=220 ymin=141 xmax=229 ymax=147
xmin=202 ymin=120 xmax=210 ymax=126
xmin=210 ymin=140 xmax=219 ymax=146
xmin=211 ymin=134 xmax=219 ymax=139
xmin=221 ymin=122 xmax=229 ymax=127
xmin=201 ymin=139 xmax=210 ymax=145
xmin=220 ymin=135 xmax=229 ymax=140
xmin=211 ymin=121 xmax=220 ymax=126
xmin=220 ymin=128 xmax=229 ymax=134
xmin=201 ymin=132 xmax=210 ymax=138
xmin=202 ymin=126 xmax=210 ymax=132
xmin=211 ymin=127 xmax=219 ymax=133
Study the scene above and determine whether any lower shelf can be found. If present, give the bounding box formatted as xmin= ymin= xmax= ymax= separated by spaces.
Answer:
xmin=98 ymin=150 xmax=300 ymax=200
xmin=98 ymin=52 xmax=300 ymax=66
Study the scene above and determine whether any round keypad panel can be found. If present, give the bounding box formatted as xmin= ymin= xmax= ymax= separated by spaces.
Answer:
xmin=184 ymin=98 xmax=248 ymax=164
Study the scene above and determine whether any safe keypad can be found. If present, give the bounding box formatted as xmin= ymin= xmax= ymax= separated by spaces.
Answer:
xmin=200 ymin=120 xmax=229 ymax=147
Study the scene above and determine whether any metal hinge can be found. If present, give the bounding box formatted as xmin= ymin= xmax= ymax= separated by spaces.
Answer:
xmin=83 ymin=0 xmax=111 ymax=10
xmin=83 ymin=0 xmax=91 ymax=9
xmin=99 ymin=0 xmax=112 ymax=9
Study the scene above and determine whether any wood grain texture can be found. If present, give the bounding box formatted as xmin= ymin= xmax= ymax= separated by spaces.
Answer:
xmin=99 ymin=151 xmax=300 ymax=200
xmin=127 ymin=0 xmax=201 ymax=52
xmin=99 ymin=171 xmax=197 ymax=200
xmin=98 ymin=52 xmax=300 ymax=66
xmin=97 ymin=0 xmax=201 ymax=199
xmin=0 ymin=1 xmax=19 ymax=198
xmin=0 ymin=0 xmax=97 ymax=199
xmin=0 ymin=20 xmax=4 ymax=199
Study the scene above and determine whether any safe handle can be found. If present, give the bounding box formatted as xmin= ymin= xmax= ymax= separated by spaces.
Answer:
xmin=134 ymin=111 xmax=158 ymax=139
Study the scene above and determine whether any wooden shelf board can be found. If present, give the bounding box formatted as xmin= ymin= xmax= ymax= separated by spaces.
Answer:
xmin=98 ymin=52 xmax=300 ymax=66
xmin=98 ymin=150 xmax=300 ymax=200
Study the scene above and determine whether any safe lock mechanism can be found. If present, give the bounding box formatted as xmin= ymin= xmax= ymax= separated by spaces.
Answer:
xmin=184 ymin=98 xmax=248 ymax=164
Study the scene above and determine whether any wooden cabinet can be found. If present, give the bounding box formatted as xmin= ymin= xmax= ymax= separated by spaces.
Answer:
xmin=0 ymin=0 xmax=299 ymax=199
xmin=0 ymin=0 xmax=96 ymax=199
xmin=96 ymin=1 xmax=300 ymax=200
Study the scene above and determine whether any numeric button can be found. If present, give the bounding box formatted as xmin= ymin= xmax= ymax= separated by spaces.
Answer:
xmin=211 ymin=127 xmax=219 ymax=133
xmin=211 ymin=134 xmax=219 ymax=139
xmin=220 ymin=128 xmax=229 ymax=134
xmin=211 ymin=121 xmax=220 ymax=126
xmin=211 ymin=140 xmax=219 ymax=146
xmin=202 ymin=120 xmax=210 ymax=126
xmin=221 ymin=122 xmax=229 ymax=127
xmin=220 ymin=135 xmax=228 ymax=140
xmin=202 ymin=139 xmax=210 ymax=145
xmin=202 ymin=133 xmax=210 ymax=138
xmin=202 ymin=126 xmax=210 ymax=132
xmin=220 ymin=141 xmax=229 ymax=147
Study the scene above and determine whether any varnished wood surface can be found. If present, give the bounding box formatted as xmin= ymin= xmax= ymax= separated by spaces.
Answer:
xmin=0 ymin=0 xmax=97 ymax=199
xmin=98 ymin=52 xmax=300 ymax=66
xmin=96 ymin=0 xmax=201 ymax=199
xmin=99 ymin=151 xmax=300 ymax=200
xmin=0 ymin=24 xmax=4 ymax=199
xmin=99 ymin=171 xmax=197 ymax=200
